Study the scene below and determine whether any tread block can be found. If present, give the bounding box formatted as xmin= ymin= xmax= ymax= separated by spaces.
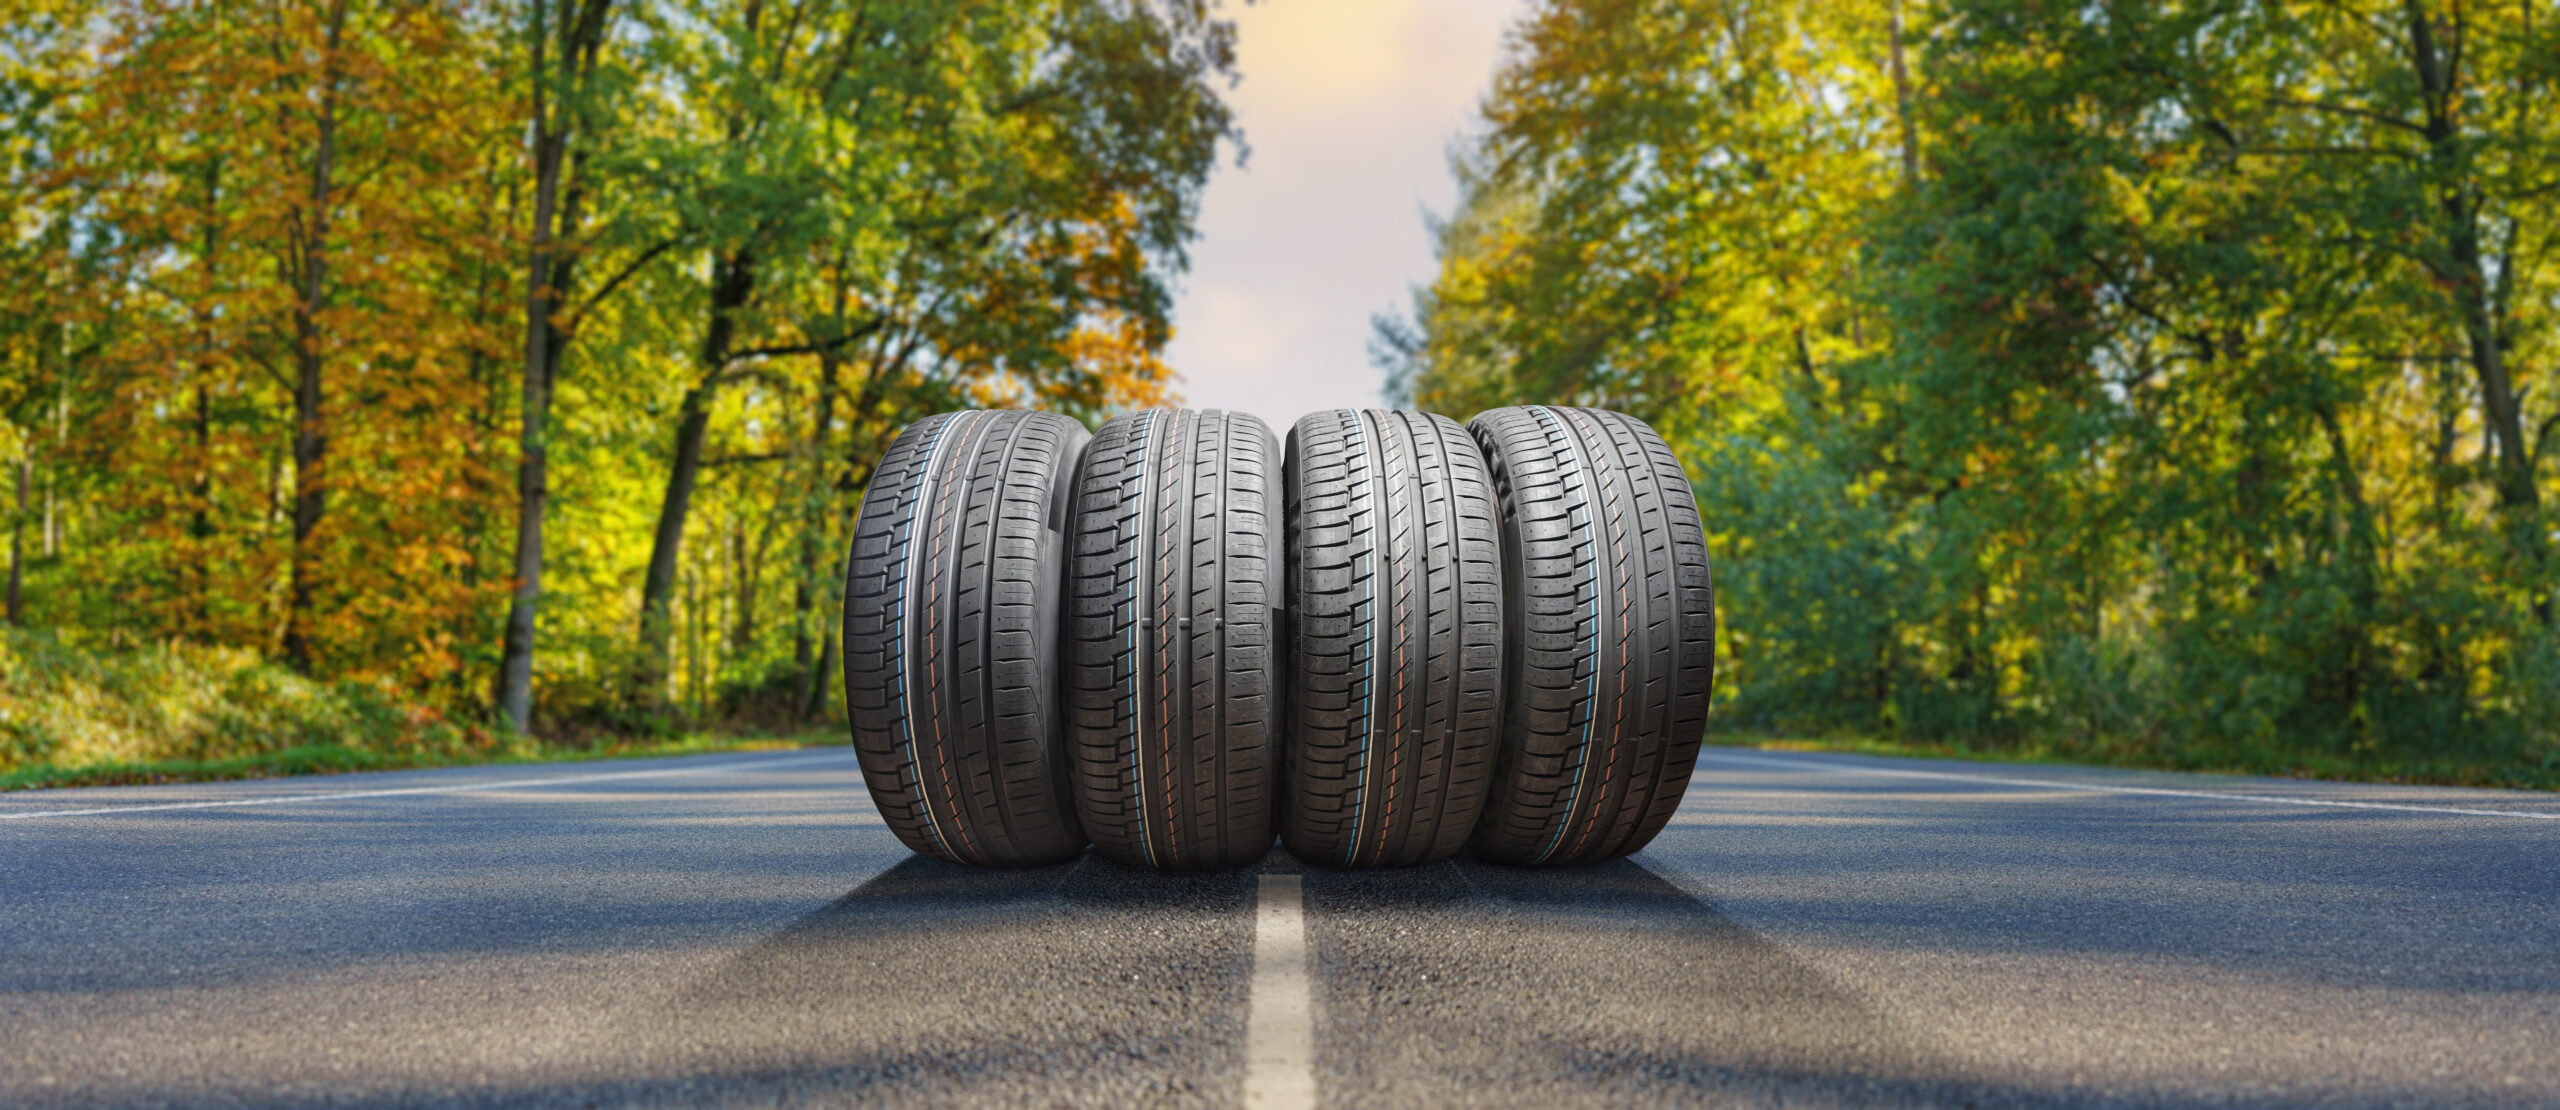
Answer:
xmin=1063 ymin=409 xmax=1284 ymax=871
xmin=841 ymin=410 xmax=1092 ymax=867
xmin=1465 ymin=406 xmax=1716 ymax=866
xmin=1281 ymin=409 xmax=1505 ymax=868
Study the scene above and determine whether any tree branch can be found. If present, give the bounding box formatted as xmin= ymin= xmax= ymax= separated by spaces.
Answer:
xmin=703 ymin=451 xmax=790 ymax=468
xmin=2262 ymin=94 xmax=2426 ymax=134
xmin=2238 ymin=145 xmax=2419 ymax=159
xmin=721 ymin=315 xmax=890 ymax=368
xmin=563 ymin=236 xmax=682 ymax=330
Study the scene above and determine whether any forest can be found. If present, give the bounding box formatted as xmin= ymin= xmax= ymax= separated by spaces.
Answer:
xmin=0 ymin=0 xmax=1231 ymax=774
xmin=4 ymin=0 xmax=2554 ymax=787
xmin=1383 ymin=0 xmax=2560 ymax=781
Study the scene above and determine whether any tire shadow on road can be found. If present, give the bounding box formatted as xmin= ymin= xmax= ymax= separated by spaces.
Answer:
xmin=1304 ymin=854 xmax=2048 ymax=1108
xmin=568 ymin=850 xmax=1260 ymax=1106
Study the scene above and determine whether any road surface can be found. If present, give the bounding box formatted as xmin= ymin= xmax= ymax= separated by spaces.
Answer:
xmin=3 ymin=746 xmax=2554 ymax=1107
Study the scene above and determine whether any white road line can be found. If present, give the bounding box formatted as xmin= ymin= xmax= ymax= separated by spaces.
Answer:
xmin=0 ymin=750 xmax=866 ymax=822
xmin=1695 ymin=750 xmax=2560 ymax=821
xmin=1245 ymin=873 xmax=1316 ymax=1110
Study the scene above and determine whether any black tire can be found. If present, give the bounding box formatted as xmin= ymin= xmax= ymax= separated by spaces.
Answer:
xmin=1466 ymin=406 xmax=1716 ymax=866
xmin=1280 ymin=409 xmax=1503 ymax=868
xmin=1064 ymin=409 xmax=1283 ymax=871
xmin=841 ymin=410 xmax=1090 ymax=868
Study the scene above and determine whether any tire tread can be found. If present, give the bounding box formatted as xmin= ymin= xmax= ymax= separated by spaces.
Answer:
xmin=1466 ymin=406 xmax=1715 ymax=866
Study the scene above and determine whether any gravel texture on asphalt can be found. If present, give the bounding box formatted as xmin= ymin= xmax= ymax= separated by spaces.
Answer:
xmin=3 ymin=746 xmax=2554 ymax=1108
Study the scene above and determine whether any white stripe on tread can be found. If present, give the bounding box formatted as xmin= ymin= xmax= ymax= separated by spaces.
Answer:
xmin=1245 ymin=873 xmax=1316 ymax=1109
xmin=1694 ymin=751 xmax=2560 ymax=821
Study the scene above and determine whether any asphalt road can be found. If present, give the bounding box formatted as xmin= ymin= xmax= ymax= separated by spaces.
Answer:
xmin=3 ymin=747 xmax=2555 ymax=1108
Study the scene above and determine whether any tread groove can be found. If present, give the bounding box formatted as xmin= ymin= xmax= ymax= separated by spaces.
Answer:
xmin=1466 ymin=405 xmax=1715 ymax=866
xmin=1281 ymin=408 xmax=1503 ymax=869
xmin=1066 ymin=408 xmax=1281 ymax=871
xmin=843 ymin=409 xmax=1091 ymax=868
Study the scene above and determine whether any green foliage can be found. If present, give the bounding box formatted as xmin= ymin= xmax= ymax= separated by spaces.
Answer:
xmin=0 ymin=626 xmax=849 ymax=788
xmin=1709 ymin=729 xmax=2560 ymax=792
xmin=0 ymin=627 xmax=482 ymax=774
xmin=0 ymin=0 xmax=1237 ymax=755
xmin=1390 ymin=0 xmax=2560 ymax=779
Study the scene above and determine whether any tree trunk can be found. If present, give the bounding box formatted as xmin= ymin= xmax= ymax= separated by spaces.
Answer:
xmin=744 ymin=496 xmax=786 ymax=656
xmin=1888 ymin=0 xmax=1919 ymax=184
xmin=682 ymin=562 xmax=702 ymax=717
xmin=190 ymin=383 xmax=212 ymax=632
xmin=190 ymin=153 xmax=222 ymax=633
xmin=496 ymin=0 xmax=617 ymax=732
xmin=460 ymin=170 xmax=514 ymax=595
xmin=43 ymin=366 xmax=62 ymax=559
xmin=803 ymin=620 xmax=837 ymax=721
xmin=497 ymin=109 xmax=566 ymax=731
xmin=2316 ymin=398 xmax=2382 ymax=712
xmin=635 ymin=248 xmax=757 ymax=709
xmin=280 ymin=0 xmax=350 ymax=674
xmin=730 ymin=514 xmax=754 ymax=653
xmin=790 ymin=310 xmax=845 ymax=716
xmin=8 ymin=456 xmax=26 ymax=625
xmin=2402 ymin=0 xmax=2548 ymax=620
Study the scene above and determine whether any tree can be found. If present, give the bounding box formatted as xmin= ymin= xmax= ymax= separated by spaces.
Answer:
xmin=624 ymin=0 xmax=1234 ymax=709
xmin=55 ymin=0 xmax=513 ymax=687
xmin=1391 ymin=0 xmax=2560 ymax=761
xmin=494 ymin=0 xmax=641 ymax=732
xmin=0 ymin=0 xmax=1232 ymax=736
xmin=1381 ymin=0 xmax=1910 ymax=724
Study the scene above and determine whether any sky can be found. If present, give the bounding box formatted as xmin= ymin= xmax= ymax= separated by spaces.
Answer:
xmin=1162 ymin=0 xmax=1527 ymax=435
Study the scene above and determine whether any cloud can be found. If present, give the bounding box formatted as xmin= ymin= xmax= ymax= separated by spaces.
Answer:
xmin=1166 ymin=0 xmax=1523 ymax=434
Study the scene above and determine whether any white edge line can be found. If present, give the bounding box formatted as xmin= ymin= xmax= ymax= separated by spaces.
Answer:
xmin=0 ymin=749 xmax=865 ymax=822
xmin=1245 ymin=873 xmax=1316 ymax=1110
xmin=1694 ymin=751 xmax=2560 ymax=821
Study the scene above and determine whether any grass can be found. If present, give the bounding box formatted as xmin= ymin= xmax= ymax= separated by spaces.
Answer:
xmin=0 ymin=730 xmax=846 ymax=793
xmin=1704 ymin=731 xmax=2560 ymax=792
xmin=0 ymin=627 xmax=848 ymax=793
xmin=17 ymin=725 xmax=2554 ymax=796
xmin=10 ymin=629 xmax=2549 ymax=796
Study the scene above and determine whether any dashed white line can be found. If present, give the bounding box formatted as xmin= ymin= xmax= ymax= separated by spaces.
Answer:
xmin=1245 ymin=873 xmax=1316 ymax=1109
xmin=0 ymin=750 xmax=865 ymax=822
xmin=1695 ymin=750 xmax=2560 ymax=821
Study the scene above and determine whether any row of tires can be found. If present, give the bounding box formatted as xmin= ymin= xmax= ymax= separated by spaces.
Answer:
xmin=839 ymin=406 xmax=1715 ymax=871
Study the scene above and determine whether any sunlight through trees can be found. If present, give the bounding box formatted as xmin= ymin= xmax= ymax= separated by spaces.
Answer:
xmin=1384 ymin=0 xmax=2560 ymax=774
xmin=0 ymin=0 xmax=1234 ymax=740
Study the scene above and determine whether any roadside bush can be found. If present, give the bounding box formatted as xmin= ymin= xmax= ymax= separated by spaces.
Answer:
xmin=0 ymin=629 xmax=489 ymax=775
